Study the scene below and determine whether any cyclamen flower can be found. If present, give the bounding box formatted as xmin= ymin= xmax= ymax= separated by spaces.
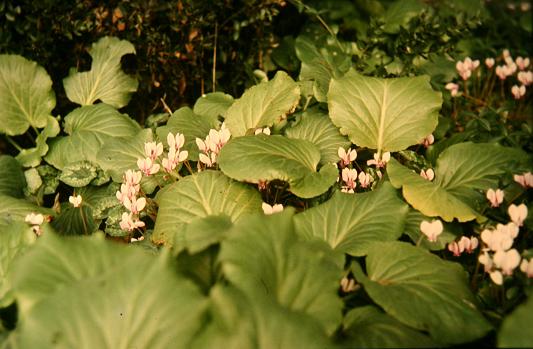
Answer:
xmin=358 ymin=171 xmax=373 ymax=188
xmin=69 ymin=194 xmax=82 ymax=208
xmin=515 ymin=56 xmax=530 ymax=70
xmin=486 ymin=188 xmax=504 ymax=207
xmin=341 ymin=168 xmax=357 ymax=193
xmin=480 ymin=223 xmax=518 ymax=252
xmin=162 ymin=145 xmax=188 ymax=173
xmin=511 ymin=85 xmax=526 ymax=99
xmin=123 ymin=197 xmax=146 ymax=215
xmin=479 ymin=251 xmax=494 ymax=272
xmin=458 ymin=236 xmax=478 ymax=253
xmin=137 ymin=157 xmax=160 ymax=176
xmin=508 ymin=203 xmax=528 ymax=227
xmin=517 ymin=71 xmax=533 ymax=86
xmin=419 ymin=134 xmax=434 ymax=147
xmin=514 ymin=172 xmax=533 ymax=188
xmin=448 ymin=241 xmax=464 ymax=256
xmin=340 ymin=277 xmax=357 ymax=293
xmin=495 ymin=65 xmax=514 ymax=80
xmin=338 ymin=147 xmax=357 ymax=167
xmin=124 ymin=169 xmax=142 ymax=187
xmin=420 ymin=219 xmax=443 ymax=242
xmin=485 ymin=58 xmax=495 ymax=69
xmin=445 ymin=82 xmax=460 ymax=97
xmin=254 ymin=127 xmax=271 ymax=135
xmin=198 ymin=152 xmax=218 ymax=167
xmin=119 ymin=212 xmax=145 ymax=231
xmin=367 ymin=152 xmax=390 ymax=168
xmin=144 ymin=141 xmax=164 ymax=160
xmin=262 ymin=202 xmax=284 ymax=215
xmin=420 ymin=169 xmax=435 ymax=181
xmin=196 ymin=124 xmax=231 ymax=167
xmin=520 ymin=259 xmax=533 ymax=278
xmin=456 ymin=57 xmax=478 ymax=80
xmin=25 ymin=212 xmax=44 ymax=226
xmin=493 ymin=248 xmax=521 ymax=276
xmin=167 ymin=132 xmax=185 ymax=151
xmin=116 ymin=182 xmax=139 ymax=204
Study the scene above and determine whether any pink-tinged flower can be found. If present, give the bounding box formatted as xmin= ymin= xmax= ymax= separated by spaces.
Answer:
xmin=515 ymin=56 xmax=530 ymax=70
xmin=481 ymin=227 xmax=514 ymax=252
xmin=367 ymin=152 xmax=390 ymax=168
xmin=508 ymin=203 xmax=528 ymax=226
xmin=358 ymin=171 xmax=373 ymax=188
xmin=420 ymin=219 xmax=443 ymax=242
xmin=262 ymin=202 xmax=284 ymax=215
xmin=137 ymin=157 xmax=160 ymax=176
xmin=458 ymin=236 xmax=478 ymax=253
xmin=338 ymin=147 xmax=357 ymax=167
xmin=254 ymin=127 xmax=271 ymax=135
xmin=495 ymin=65 xmax=514 ymax=80
xmin=420 ymin=169 xmax=435 ymax=181
xmin=448 ymin=241 xmax=464 ymax=256
xmin=199 ymin=152 xmax=217 ymax=167
xmin=479 ymin=251 xmax=493 ymax=272
xmin=445 ymin=82 xmax=460 ymax=97
xmin=456 ymin=58 xmax=472 ymax=80
xmin=518 ymin=71 xmax=533 ymax=86
xmin=130 ymin=236 xmax=145 ymax=243
xmin=340 ymin=277 xmax=357 ymax=293
xmin=520 ymin=258 xmax=533 ymax=277
xmin=124 ymin=169 xmax=142 ymax=186
xmin=490 ymin=270 xmax=503 ymax=285
xmin=196 ymin=137 xmax=208 ymax=153
xmin=144 ymin=141 xmax=164 ymax=160
xmin=485 ymin=58 xmax=495 ymax=69
xmin=419 ymin=134 xmax=434 ymax=147
xmin=69 ymin=194 xmax=82 ymax=208
xmin=123 ymin=197 xmax=146 ymax=215
xmin=25 ymin=212 xmax=44 ymax=225
xmin=116 ymin=183 xmax=138 ymax=204
xmin=167 ymin=132 xmax=185 ymax=151
xmin=493 ymin=248 xmax=521 ymax=276
xmin=486 ymin=188 xmax=504 ymax=207
xmin=496 ymin=222 xmax=519 ymax=239
xmin=341 ymin=168 xmax=357 ymax=193
xmin=119 ymin=212 xmax=145 ymax=231
xmin=514 ymin=172 xmax=533 ymax=188
xmin=511 ymin=85 xmax=526 ymax=99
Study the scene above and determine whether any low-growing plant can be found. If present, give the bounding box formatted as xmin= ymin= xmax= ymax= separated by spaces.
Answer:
xmin=0 ymin=3 xmax=532 ymax=348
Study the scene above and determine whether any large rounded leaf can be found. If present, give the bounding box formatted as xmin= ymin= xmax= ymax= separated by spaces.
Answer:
xmin=219 ymin=210 xmax=343 ymax=335
xmin=11 ymin=233 xmax=207 ymax=349
xmin=352 ymin=241 xmax=492 ymax=345
xmin=218 ymin=135 xmax=338 ymax=198
xmin=285 ymin=108 xmax=350 ymax=165
xmin=339 ymin=305 xmax=437 ymax=348
xmin=224 ymin=71 xmax=300 ymax=137
xmin=15 ymin=116 xmax=60 ymax=167
xmin=193 ymin=92 xmax=234 ymax=121
xmin=0 ymin=55 xmax=55 ymax=136
xmin=0 ymin=156 xmax=26 ymax=198
xmin=498 ymin=296 xmax=533 ymax=347
xmin=63 ymin=37 xmax=138 ymax=108
xmin=0 ymin=195 xmax=54 ymax=222
xmin=152 ymin=171 xmax=262 ymax=245
xmin=328 ymin=69 xmax=442 ymax=154
xmin=45 ymin=104 xmax=140 ymax=169
xmin=294 ymin=182 xmax=408 ymax=256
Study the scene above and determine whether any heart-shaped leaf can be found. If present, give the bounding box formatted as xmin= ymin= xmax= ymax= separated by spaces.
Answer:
xmin=328 ymin=69 xmax=442 ymax=154
xmin=152 ymin=171 xmax=262 ymax=245
xmin=218 ymin=135 xmax=338 ymax=198
xmin=0 ymin=55 xmax=55 ymax=136
xmin=63 ymin=37 xmax=138 ymax=108
xmin=294 ymin=182 xmax=408 ymax=256
xmin=224 ymin=71 xmax=300 ymax=137
xmin=352 ymin=241 xmax=492 ymax=345
xmin=45 ymin=104 xmax=140 ymax=170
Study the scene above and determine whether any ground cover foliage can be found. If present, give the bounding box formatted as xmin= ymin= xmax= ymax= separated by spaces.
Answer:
xmin=0 ymin=0 xmax=532 ymax=348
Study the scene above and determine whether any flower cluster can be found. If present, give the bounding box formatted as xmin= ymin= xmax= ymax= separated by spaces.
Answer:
xmin=448 ymin=236 xmax=479 ymax=256
xmin=479 ymin=203 xmax=529 ymax=285
xmin=514 ymin=172 xmax=533 ymax=188
xmin=116 ymin=169 xmax=146 ymax=232
xmin=367 ymin=151 xmax=391 ymax=169
xmin=456 ymin=57 xmax=480 ymax=81
xmin=196 ymin=123 xmax=231 ymax=167
xmin=163 ymin=133 xmax=189 ymax=173
xmin=25 ymin=212 xmax=45 ymax=236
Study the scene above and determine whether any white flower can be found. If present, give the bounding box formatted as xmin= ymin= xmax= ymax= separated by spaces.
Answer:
xmin=25 ymin=212 xmax=44 ymax=225
xmin=69 ymin=194 xmax=82 ymax=208
xmin=511 ymin=85 xmax=526 ymax=99
xmin=367 ymin=152 xmax=390 ymax=168
xmin=338 ymin=147 xmax=357 ymax=167
xmin=167 ymin=132 xmax=185 ymax=151
xmin=481 ymin=227 xmax=514 ymax=252
xmin=119 ymin=212 xmax=145 ymax=231
xmin=517 ymin=71 xmax=533 ymax=86
xmin=490 ymin=270 xmax=503 ymax=285
xmin=456 ymin=59 xmax=472 ymax=80
xmin=520 ymin=259 xmax=533 ymax=278
xmin=123 ymin=197 xmax=146 ymax=215
xmin=515 ymin=56 xmax=530 ymax=70
xmin=341 ymin=168 xmax=358 ymax=192
xmin=514 ymin=172 xmax=533 ymax=188
xmin=486 ymin=188 xmax=504 ymax=208
xmin=508 ymin=203 xmax=528 ymax=227
xmin=493 ymin=248 xmax=521 ymax=276
xmin=496 ymin=222 xmax=519 ymax=239
xmin=485 ymin=58 xmax=495 ymax=69
xmin=262 ymin=202 xmax=284 ymax=215
xmin=479 ymin=251 xmax=493 ymax=272
xmin=420 ymin=169 xmax=435 ymax=181
xmin=358 ymin=171 xmax=373 ymax=188
xmin=445 ymin=82 xmax=460 ymax=97
xmin=340 ymin=277 xmax=357 ymax=293
xmin=420 ymin=219 xmax=443 ymax=242
xmin=458 ymin=236 xmax=478 ymax=254
xmin=124 ymin=169 xmax=142 ymax=186
xmin=144 ymin=141 xmax=164 ymax=160
xmin=419 ymin=134 xmax=434 ymax=147
xmin=502 ymin=49 xmax=511 ymax=59
xmin=130 ymin=236 xmax=145 ymax=243
xmin=137 ymin=157 xmax=160 ymax=176
xmin=254 ymin=127 xmax=271 ymax=135
xmin=448 ymin=241 xmax=464 ymax=256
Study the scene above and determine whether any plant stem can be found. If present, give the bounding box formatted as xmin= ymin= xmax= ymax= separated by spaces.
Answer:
xmin=5 ymin=136 xmax=23 ymax=151
xmin=212 ymin=22 xmax=218 ymax=92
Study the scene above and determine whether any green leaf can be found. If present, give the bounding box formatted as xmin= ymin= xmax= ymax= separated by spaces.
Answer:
xmin=294 ymin=182 xmax=408 ymax=256
xmin=11 ymin=233 xmax=207 ymax=349
xmin=498 ymin=296 xmax=533 ymax=347
xmin=285 ymin=108 xmax=350 ymax=165
xmin=0 ymin=195 xmax=53 ymax=222
xmin=388 ymin=143 xmax=529 ymax=222
xmin=218 ymin=135 xmax=338 ymax=198
xmin=153 ymin=171 xmax=262 ymax=245
xmin=193 ymin=92 xmax=234 ymax=122
xmin=328 ymin=69 xmax=442 ymax=154
xmin=63 ymin=37 xmax=138 ymax=108
xmin=219 ymin=210 xmax=343 ymax=335
xmin=77 ymin=184 xmax=121 ymax=220
xmin=16 ymin=116 xmax=60 ymax=168
xmin=156 ymin=107 xmax=218 ymax=162
xmin=45 ymin=104 xmax=140 ymax=170
xmin=175 ymin=215 xmax=234 ymax=254
xmin=0 ymin=55 xmax=55 ymax=136
xmin=382 ymin=0 xmax=426 ymax=34
xmin=50 ymin=203 xmax=97 ymax=236
xmin=0 ymin=156 xmax=26 ymax=198
xmin=339 ymin=305 xmax=437 ymax=348
xmin=224 ymin=71 xmax=300 ymax=137
xmin=295 ymin=35 xmax=351 ymax=102
xmin=352 ymin=241 xmax=492 ymax=345
xmin=57 ymin=161 xmax=98 ymax=187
